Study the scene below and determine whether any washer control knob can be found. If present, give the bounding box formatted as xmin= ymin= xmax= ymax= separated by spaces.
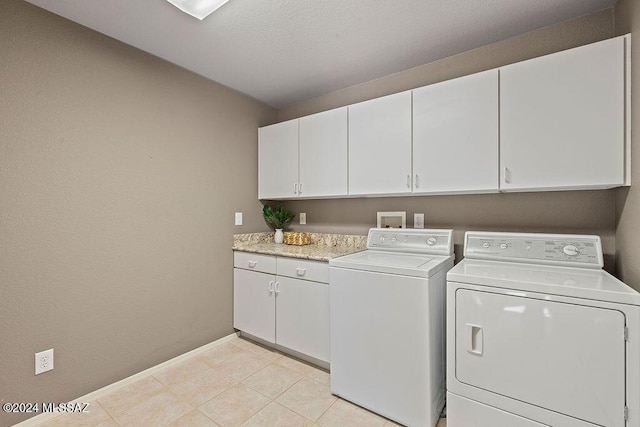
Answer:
xmin=392 ymin=236 xmax=397 ymax=242
xmin=482 ymin=242 xmax=490 ymax=248
xmin=500 ymin=243 xmax=508 ymax=249
xmin=379 ymin=236 xmax=385 ymax=243
xmin=563 ymin=244 xmax=579 ymax=256
xmin=426 ymin=237 xmax=437 ymax=246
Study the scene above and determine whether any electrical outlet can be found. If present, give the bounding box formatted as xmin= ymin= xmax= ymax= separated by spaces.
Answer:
xmin=299 ymin=212 xmax=306 ymax=225
xmin=414 ymin=213 xmax=425 ymax=229
xmin=35 ymin=349 xmax=54 ymax=375
xmin=234 ymin=212 xmax=243 ymax=226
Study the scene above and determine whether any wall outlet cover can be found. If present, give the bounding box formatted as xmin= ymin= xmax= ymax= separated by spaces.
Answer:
xmin=299 ymin=212 xmax=307 ymax=225
xmin=414 ymin=213 xmax=425 ymax=229
xmin=235 ymin=212 xmax=243 ymax=226
xmin=35 ymin=348 xmax=54 ymax=375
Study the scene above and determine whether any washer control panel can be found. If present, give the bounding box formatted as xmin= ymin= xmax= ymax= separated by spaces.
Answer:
xmin=367 ymin=228 xmax=453 ymax=255
xmin=465 ymin=232 xmax=603 ymax=268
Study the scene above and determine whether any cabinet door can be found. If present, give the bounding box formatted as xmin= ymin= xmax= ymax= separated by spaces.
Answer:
xmin=258 ymin=119 xmax=299 ymax=199
xmin=500 ymin=36 xmax=627 ymax=190
xmin=413 ymin=70 xmax=498 ymax=193
xmin=233 ymin=269 xmax=275 ymax=343
xmin=349 ymin=91 xmax=412 ymax=195
xmin=276 ymin=277 xmax=330 ymax=362
xmin=299 ymin=107 xmax=348 ymax=197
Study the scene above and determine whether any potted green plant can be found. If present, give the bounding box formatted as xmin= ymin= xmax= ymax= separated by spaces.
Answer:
xmin=262 ymin=204 xmax=295 ymax=244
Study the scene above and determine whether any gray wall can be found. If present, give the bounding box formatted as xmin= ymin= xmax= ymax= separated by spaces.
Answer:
xmin=278 ymin=10 xmax=623 ymax=274
xmin=615 ymin=0 xmax=640 ymax=289
xmin=278 ymin=10 xmax=615 ymax=120
xmin=0 ymin=1 xmax=275 ymax=425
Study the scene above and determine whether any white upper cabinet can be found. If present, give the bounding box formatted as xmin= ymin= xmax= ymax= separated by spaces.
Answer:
xmin=258 ymin=35 xmax=630 ymax=200
xmin=299 ymin=107 xmax=348 ymax=198
xmin=413 ymin=70 xmax=499 ymax=194
xmin=348 ymin=91 xmax=413 ymax=196
xmin=500 ymin=35 xmax=629 ymax=191
xmin=259 ymin=119 xmax=298 ymax=199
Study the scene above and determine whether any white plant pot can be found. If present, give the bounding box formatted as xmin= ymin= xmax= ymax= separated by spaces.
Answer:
xmin=274 ymin=229 xmax=284 ymax=244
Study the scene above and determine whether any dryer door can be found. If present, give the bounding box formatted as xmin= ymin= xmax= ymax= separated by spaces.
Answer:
xmin=455 ymin=289 xmax=626 ymax=427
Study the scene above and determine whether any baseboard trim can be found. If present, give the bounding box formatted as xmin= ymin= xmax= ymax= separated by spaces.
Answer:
xmin=239 ymin=331 xmax=330 ymax=371
xmin=15 ymin=333 xmax=239 ymax=426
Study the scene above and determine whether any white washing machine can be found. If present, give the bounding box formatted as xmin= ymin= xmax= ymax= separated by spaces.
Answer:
xmin=447 ymin=231 xmax=640 ymax=427
xmin=330 ymin=228 xmax=454 ymax=427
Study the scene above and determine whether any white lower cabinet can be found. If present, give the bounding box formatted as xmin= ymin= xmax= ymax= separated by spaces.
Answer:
xmin=233 ymin=268 xmax=276 ymax=343
xmin=275 ymin=276 xmax=330 ymax=362
xmin=233 ymin=252 xmax=330 ymax=363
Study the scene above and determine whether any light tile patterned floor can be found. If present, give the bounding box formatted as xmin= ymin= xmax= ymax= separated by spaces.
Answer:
xmin=39 ymin=335 xmax=447 ymax=427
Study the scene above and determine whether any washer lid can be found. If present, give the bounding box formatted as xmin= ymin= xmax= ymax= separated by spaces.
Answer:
xmin=330 ymin=250 xmax=452 ymax=278
xmin=447 ymin=259 xmax=640 ymax=306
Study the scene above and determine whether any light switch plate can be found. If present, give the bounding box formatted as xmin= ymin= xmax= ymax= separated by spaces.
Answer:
xmin=235 ymin=212 xmax=243 ymax=226
xmin=414 ymin=213 xmax=424 ymax=229
xmin=299 ymin=212 xmax=306 ymax=225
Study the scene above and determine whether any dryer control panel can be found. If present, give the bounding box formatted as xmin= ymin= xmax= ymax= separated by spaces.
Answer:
xmin=367 ymin=228 xmax=453 ymax=255
xmin=464 ymin=232 xmax=603 ymax=269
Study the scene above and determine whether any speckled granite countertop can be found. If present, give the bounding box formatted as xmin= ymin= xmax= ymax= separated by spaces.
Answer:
xmin=233 ymin=232 xmax=367 ymax=262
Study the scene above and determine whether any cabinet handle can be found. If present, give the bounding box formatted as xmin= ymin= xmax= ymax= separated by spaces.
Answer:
xmin=294 ymin=183 xmax=298 ymax=194
xmin=268 ymin=280 xmax=274 ymax=293
xmin=299 ymin=183 xmax=303 ymax=194
xmin=504 ymin=167 xmax=511 ymax=184
xmin=415 ymin=174 xmax=419 ymax=188
xmin=248 ymin=261 xmax=257 ymax=268
xmin=296 ymin=268 xmax=306 ymax=276
xmin=406 ymin=174 xmax=411 ymax=188
xmin=274 ymin=281 xmax=280 ymax=294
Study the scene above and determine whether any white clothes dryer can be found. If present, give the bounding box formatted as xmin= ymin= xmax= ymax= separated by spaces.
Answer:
xmin=447 ymin=231 xmax=640 ymax=427
xmin=330 ymin=228 xmax=454 ymax=427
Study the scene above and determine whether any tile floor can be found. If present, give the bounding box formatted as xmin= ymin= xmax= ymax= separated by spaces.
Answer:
xmin=39 ymin=335 xmax=447 ymax=427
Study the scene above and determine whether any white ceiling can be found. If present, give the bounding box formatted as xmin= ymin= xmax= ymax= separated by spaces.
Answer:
xmin=24 ymin=0 xmax=615 ymax=108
